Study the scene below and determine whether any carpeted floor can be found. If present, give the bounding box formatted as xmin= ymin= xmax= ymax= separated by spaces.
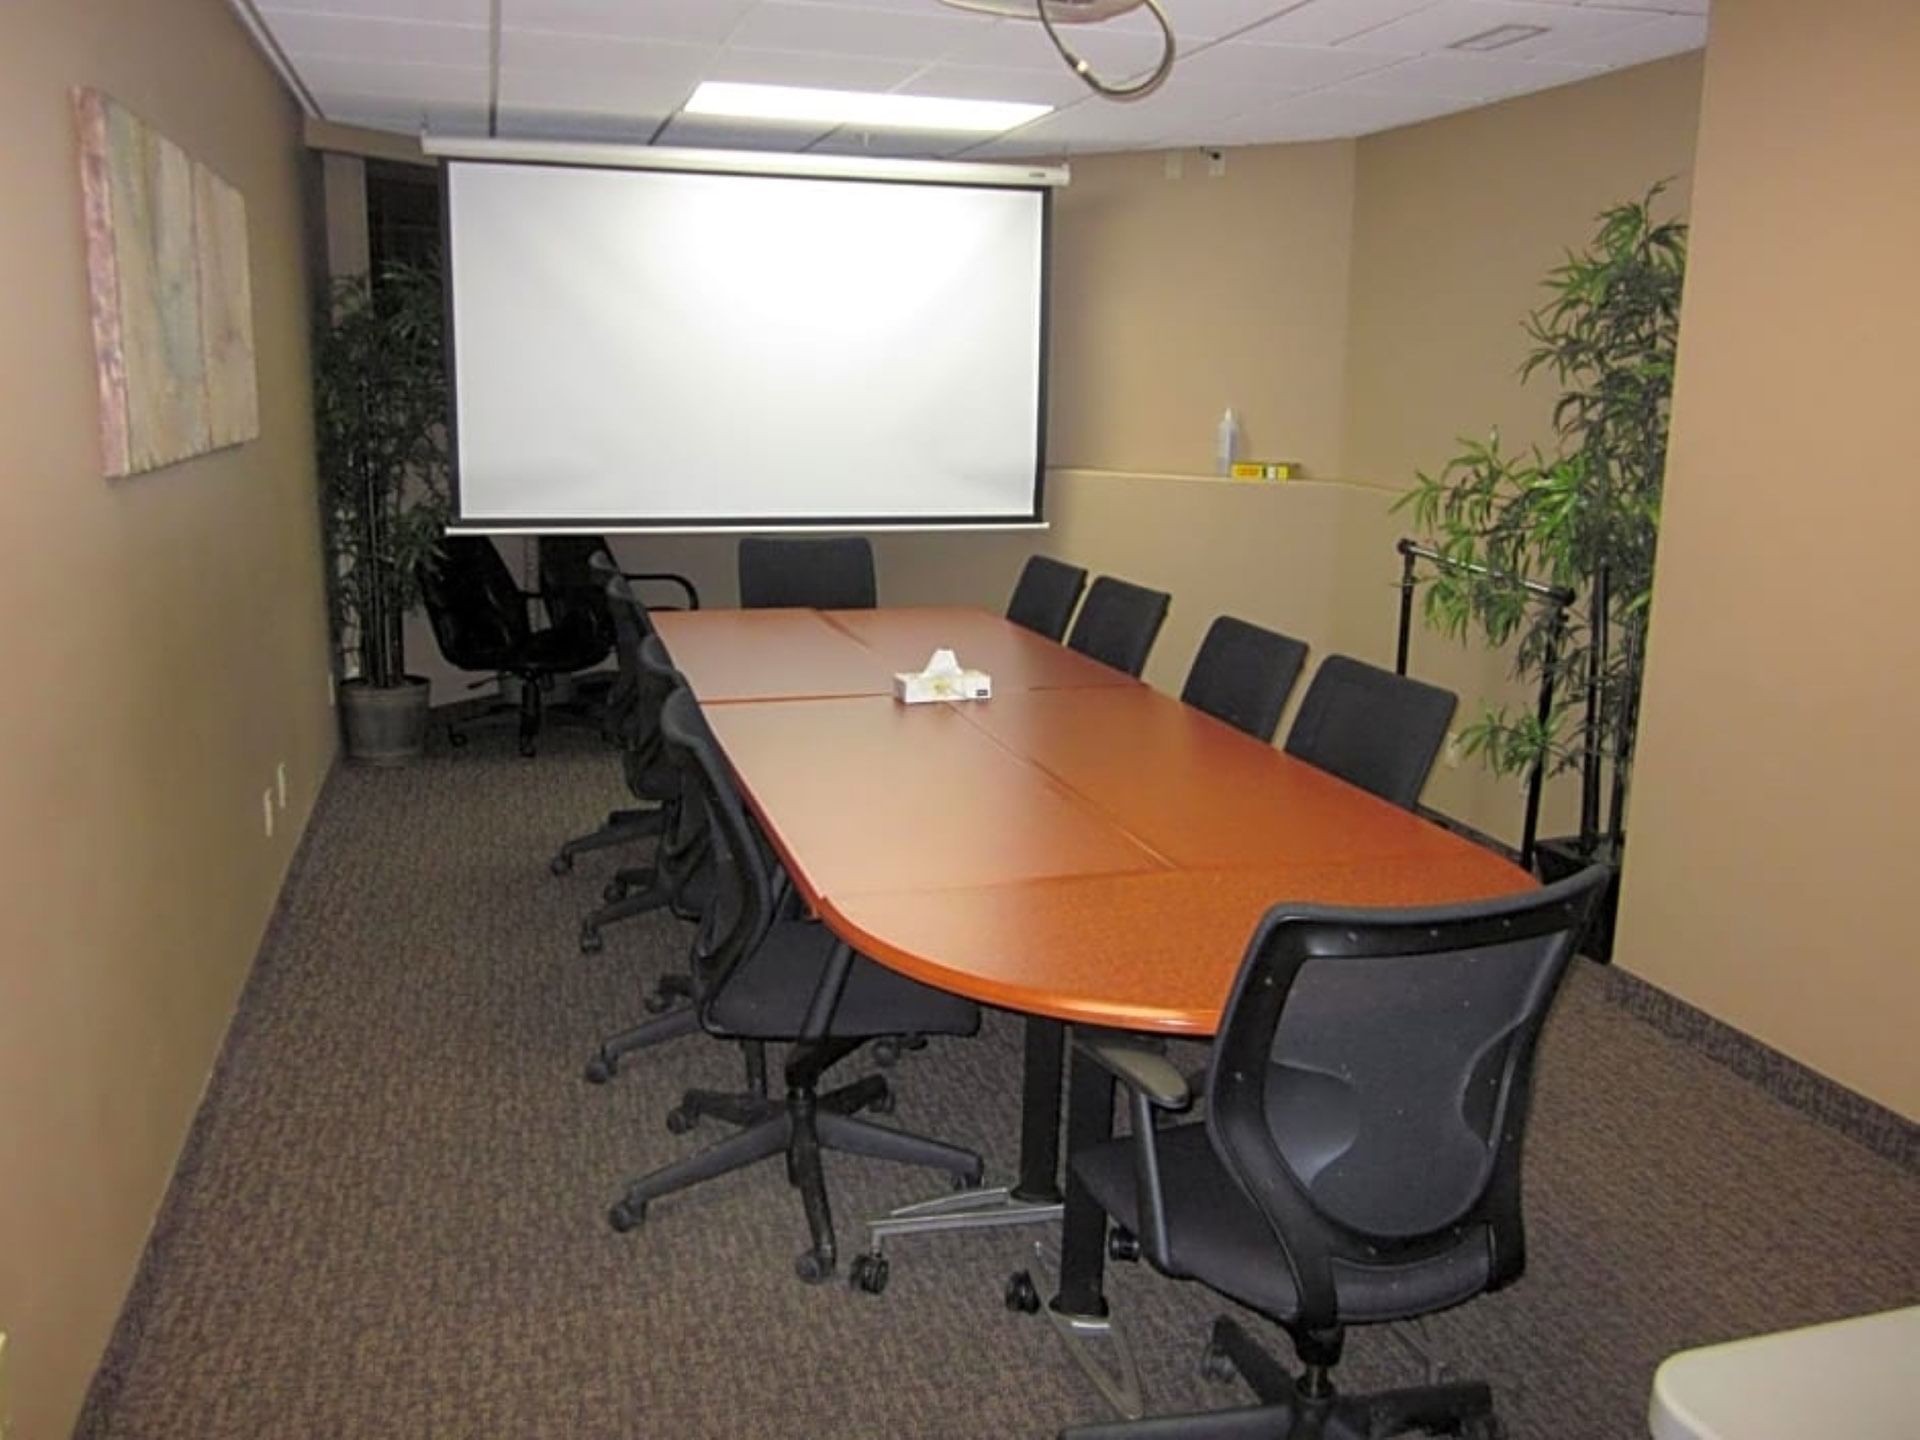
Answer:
xmin=76 ymin=728 xmax=1919 ymax=1439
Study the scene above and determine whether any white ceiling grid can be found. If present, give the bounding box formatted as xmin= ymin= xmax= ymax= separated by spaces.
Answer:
xmin=255 ymin=0 xmax=1708 ymax=155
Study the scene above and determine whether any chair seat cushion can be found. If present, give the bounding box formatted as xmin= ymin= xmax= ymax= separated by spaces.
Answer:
xmin=1071 ymin=1120 xmax=1492 ymax=1325
xmin=708 ymin=921 xmax=980 ymax=1041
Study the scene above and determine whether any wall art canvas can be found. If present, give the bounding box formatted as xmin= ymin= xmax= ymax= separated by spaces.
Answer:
xmin=74 ymin=89 xmax=259 ymax=477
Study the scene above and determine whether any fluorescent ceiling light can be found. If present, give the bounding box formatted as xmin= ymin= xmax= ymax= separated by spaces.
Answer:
xmin=684 ymin=82 xmax=1051 ymax=134
xmin=1450 ymin=24 xmax=1551 ymax=52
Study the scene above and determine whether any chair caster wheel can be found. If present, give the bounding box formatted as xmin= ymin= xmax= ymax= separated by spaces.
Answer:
xmin=872 ymin=1038 xmax=900 ymax=1068
xmin=953 ymin=1168 xmax=985 ymax=1192
xmin=608 ymin=1199 xmax=645 ymax=1233
xmin=584 ymin=1054 xmax=615 ymax=1085
xmin=794 ymin=1249 xmax=835 ymax=1284
xmin=1108 ymin=1227 xmax=1141 ymax=1263
xmin=642 ymin=990 xmax=675 ymax=1015
xmin=665 ymin=1107 xmax=696 ymax=1135
xmin=550 ymin=852 xmax=573 ymax=876
xmin=1201 ymin=1338 xmax=1237 ymax=1384
xmin=849 ymin=1252 xmax=889 ymax=1295
xmin=579 ymin=929 xmax=604 ymax=955
xmin=603 ymin=878 xmax=628 ymax=904
xmin=867 ymin=1083 xmax=895 ymax=1115
xmin=518 ymin=740 xmax=537 ymax=759
xmin=447 ymin=728 xmax=468 ymax=749
xmin=1005 ymin=1270 xmax=1041 ymax=1314
xmin=1459 ymin=1415 xmax=1507 ymax=1440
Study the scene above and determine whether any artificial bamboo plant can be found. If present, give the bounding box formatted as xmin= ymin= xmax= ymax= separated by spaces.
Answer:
xmin=1400 ymin=186 xmax=1687 ymax=858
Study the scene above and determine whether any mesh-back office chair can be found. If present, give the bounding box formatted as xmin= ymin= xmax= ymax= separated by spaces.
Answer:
xmin=1284 ymin=656 xmax=1457 ymax=809
xmin=576 ymin=624 xmax=711 ymax=958
xmin=606 ymin=687 xmax=983 ymax=1282
xmin=1007 ymin=555 xmax=1089 ymax=642
xmin=737 ymin=536 xmax=877 ymax=610
xmin=416 ymin=536 xmax=608 ymax=756
xmin=1067 ymin=576 xmax=1171 ymax=678
xmin=1181 ymin=617 xmax=1309 ymax=742
xmin=1058 ymin=867 xmax=1608 ymax=1440
xmin=549 ymin=551 xmax=699 ymax=877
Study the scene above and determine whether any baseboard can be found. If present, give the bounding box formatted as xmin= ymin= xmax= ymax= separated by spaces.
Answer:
xmin=1601 ymin=966 xmax=1918 ymax=1171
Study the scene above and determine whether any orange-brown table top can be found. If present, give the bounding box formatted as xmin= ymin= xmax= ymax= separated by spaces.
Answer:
xmin=652 ymin=608 xmax=889 ymax=702
xmin=825 ymin=854 xmax=1539 ymax=1034
xmin=668 ymin=607 xmax=1535 ymax=1034
xmin=821 ymin=607 xmax=1138 ymax=693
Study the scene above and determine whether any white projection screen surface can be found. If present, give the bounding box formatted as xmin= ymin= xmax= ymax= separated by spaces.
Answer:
xmin=444 ymin=160 xmax=1050 ymax=529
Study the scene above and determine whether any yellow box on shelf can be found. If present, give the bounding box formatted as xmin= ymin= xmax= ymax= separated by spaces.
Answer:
xmin=1229 ymin=460 xmax=1300 ymax=481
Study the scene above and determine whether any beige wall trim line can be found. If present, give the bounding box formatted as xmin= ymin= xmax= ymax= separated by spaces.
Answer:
xmin=1601 ymin=967 xmax=1919 ymax=1170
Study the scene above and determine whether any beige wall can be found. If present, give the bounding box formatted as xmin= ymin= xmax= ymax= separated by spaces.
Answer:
xmin=1046 ymin=142 xmax=1357 ymax=478
xmin=0 ymin=2 xmax=333 ymax=1435
xmin=1614 ymin=0 xmax=1920 ymax=1118
xmin=1342 ymin=55 xmax=1704 ymax=841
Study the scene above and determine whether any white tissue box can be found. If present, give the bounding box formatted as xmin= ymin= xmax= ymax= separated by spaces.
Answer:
xmin=893 ymin=668 xmax=992 ymax=704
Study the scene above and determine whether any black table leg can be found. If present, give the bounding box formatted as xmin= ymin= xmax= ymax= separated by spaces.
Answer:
xmin=1051 ymin=1036 xmax=1115 ymax=1319
xmin=1011 ymin=1016 xmax=1066 ymax=1205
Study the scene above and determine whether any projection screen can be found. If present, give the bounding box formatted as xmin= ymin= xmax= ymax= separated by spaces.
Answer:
xmin=441 ymin=151 xmax=1054 ymax=531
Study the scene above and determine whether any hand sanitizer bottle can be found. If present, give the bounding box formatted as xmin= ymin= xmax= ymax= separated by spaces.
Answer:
xmin=1216 ymin=408 xmax=1241 ymax=475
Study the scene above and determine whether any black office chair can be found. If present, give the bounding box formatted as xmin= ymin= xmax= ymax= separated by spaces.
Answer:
xmin=576 ymin=624 xmax=709 ymax=959
xmin=1067 ymin=576 xmax=1171 ymax=677
xmin=1283 ymin=656 xmax=1457 ymax=809
xmin=416 ymin=536 xmax=609 ymax=756
xmin=737 ymin=536 xmax=877 ymax=609
xmin=606 ymin=687 xmax=983 ymax=1282
xmin=549 ymin=550 xmax=700 ymax=877
xmin=1058 ymin=866 xmax=1608 ymax=1440
xmin=1181 ymin=616 xmax=1309 ymax=742
xmin=1007 ymin=555 xmax=1089 ymax=641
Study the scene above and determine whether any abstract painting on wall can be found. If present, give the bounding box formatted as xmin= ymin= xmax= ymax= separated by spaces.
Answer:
xmin=74 ymin=89 xmax=259 ymax=477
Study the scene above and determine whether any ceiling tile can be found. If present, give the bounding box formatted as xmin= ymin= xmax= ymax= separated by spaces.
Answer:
xmin=1239 ymin=0 xmax=1444 ymax=48
xmin=1233 ymin=82 xmax=1475 ymax=138
xmin=1335 ymin=0 xmax=1654 ymax=58
xmin=1173 ymin=39 xmax=1402 ymax=89
xmin=1583 ymin=0 xmax=1705 ymax=12
xmin=1101 ymin=0 xmax=1320 ymax=42
xmin=498 ymin=108 xmax=671 ymax=141
xmin=704 ymin=46 xmax=922 ymax=89
xmin=263 ymin=0 xmax=486 ymax=21
xmin=725 ymin=1 xmax=983 ymax=60
xmin=261 ymin=11 xmax=490 ymax=67
xmin=496 ymin=0 xmax=759 ymax=44
xmin=295 ymin=55 xmax=490 ymax=105
xmin=497 ymin=32 xmax=715 ymax=115
xmin=325 ymin=100 xmax=491 ymax=136
xmin=939 ymin=13 xmax=1171 ymax=72
xmin=1363 ymin=49 xmax=1600 ymax=99
xmin=806 ymin=128 xmax=956 ymax=158
xmin=1537 ymin=12 xmax=1706 ymax=66
xmin=893 ymin=62 xmax=1089 ymax=105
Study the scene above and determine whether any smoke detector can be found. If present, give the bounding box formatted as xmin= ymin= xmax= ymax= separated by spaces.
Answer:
xmin=936 ymin=0 xmax=1174 ymax=101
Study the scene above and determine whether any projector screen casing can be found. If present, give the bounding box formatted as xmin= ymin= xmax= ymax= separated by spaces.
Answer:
xmin=441 ymin=155 xmax=1052 ymax=533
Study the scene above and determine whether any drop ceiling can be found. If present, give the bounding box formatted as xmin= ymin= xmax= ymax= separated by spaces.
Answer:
xmin=247 ymin=0 xmax=1708 ymax=159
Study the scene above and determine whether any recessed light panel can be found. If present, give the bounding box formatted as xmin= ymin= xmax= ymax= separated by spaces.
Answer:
xmin=684 ymin=82 xmax=1052 ymax=134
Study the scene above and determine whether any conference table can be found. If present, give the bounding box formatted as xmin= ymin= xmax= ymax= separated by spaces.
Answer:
xmin=651 ymin=603 xmax=1533 ymax=1405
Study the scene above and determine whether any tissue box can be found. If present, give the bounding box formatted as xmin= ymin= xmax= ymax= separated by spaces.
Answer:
xmin=893 ymin=669 xmax=991 ymax=704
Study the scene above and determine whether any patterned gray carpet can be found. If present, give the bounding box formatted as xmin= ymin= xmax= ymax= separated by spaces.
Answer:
xmin=77 ymin=728 xmax=1919 ymax=1439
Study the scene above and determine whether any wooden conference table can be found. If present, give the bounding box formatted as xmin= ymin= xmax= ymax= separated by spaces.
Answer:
xmin=651 ymin=605 xmax=1533 ymax=1335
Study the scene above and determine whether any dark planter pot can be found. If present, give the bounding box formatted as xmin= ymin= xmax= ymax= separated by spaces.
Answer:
xmin=340 ymin=677 xmax=431 ymax=766
xmin=1535 ymin=835 xmax=1622 ymax=963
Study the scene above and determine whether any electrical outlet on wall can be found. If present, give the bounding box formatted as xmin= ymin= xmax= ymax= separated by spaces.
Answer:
xmin=276 ymin=762 xmax=288 ymax=809
xmin=1205 ymin=148 xmax=1227 ymax=178
xmin=1443 ymin=731 xmax=1466 ymax=770
xmin=262 ymin=789 xmax=275 ymax=838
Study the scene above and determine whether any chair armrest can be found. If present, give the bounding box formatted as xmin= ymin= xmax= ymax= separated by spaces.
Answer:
xmin=1075 ymin=1037 xmax=1192 ymax=1112
xmin=622 ymin=570 xmax=701 ymax=610
xmin=1073 ymin=1036 xmax=1193 ymax=1275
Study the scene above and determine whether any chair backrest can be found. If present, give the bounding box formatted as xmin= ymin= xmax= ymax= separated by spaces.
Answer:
xmin=656 ymin=685 xmax=778 ymax=1017
xmin=1204 ymin=866 xmax=1607 ymax=1331
xmin=1066 ymin=576 xmax=1171 ymax=677
xmin=1283 ymin=655 xmax=1457 ymax=809
xmin=538 ymin=535 xmax=618 ymax=656
xmin=1180 ymin=616 xmax=1309 ymax=742
xmin=604 ymin=577 xmax=666 ymax=768
xmin=737 ymin=536 xmax=877 ymax=610
xmin=416 ymin=536 xmax=527 ymax=670
xmin=1005 ymin=555 xmax=1089 ymax=641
